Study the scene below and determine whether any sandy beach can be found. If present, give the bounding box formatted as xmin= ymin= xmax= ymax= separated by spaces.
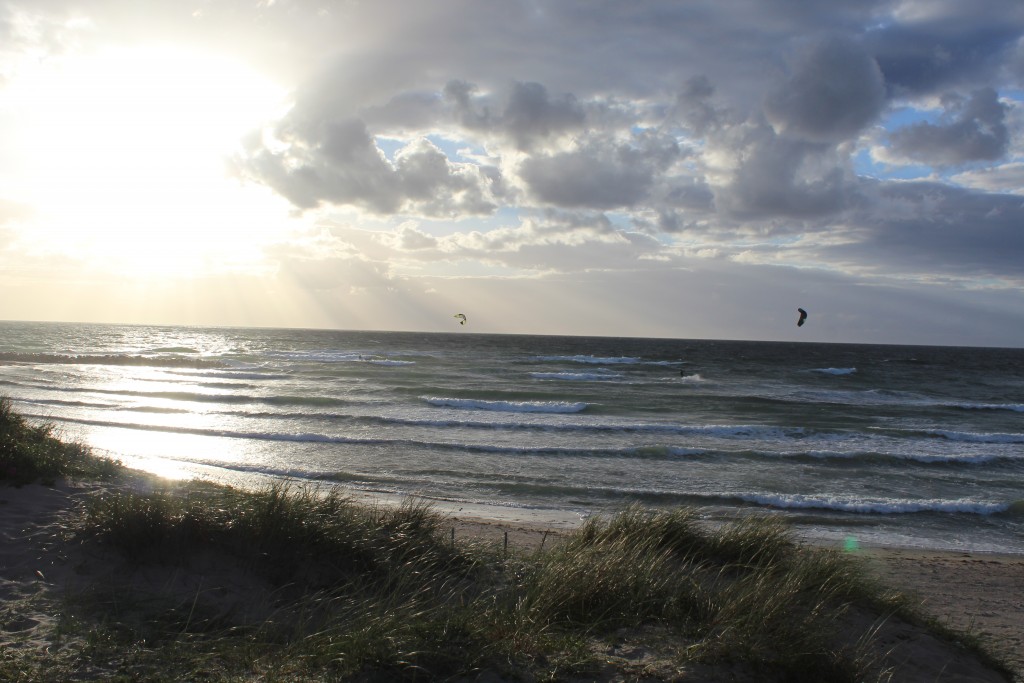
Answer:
xmin=2 ymin=479 xmax=1021 ymax=681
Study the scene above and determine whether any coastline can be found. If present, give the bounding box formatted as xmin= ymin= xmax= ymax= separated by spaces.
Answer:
xmin=2 ymin=478 xmax=1021 ymax=681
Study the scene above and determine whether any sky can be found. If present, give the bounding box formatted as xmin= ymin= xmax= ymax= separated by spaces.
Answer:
xmin=2 ymin=0 xmax=1024 ymax=347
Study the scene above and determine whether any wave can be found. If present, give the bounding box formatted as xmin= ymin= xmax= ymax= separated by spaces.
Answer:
xmin=23 ymin=412 xmax=718 ymax=461
xmin=422 ymin=396 xmax=590 ymax=413
xmin=13 ymin=397 xmax=118 ymax=410
xmin=734 ymin=492 xmax=1017 ymax=516
xmin=774 ymin=448 xmax=1018 ymax=465
xmin=529 ymin=371 xmax=622 ymax=381
xmin=433 ymin=481 xmax=1023 ymax=519
xmin=943 ymin=401 xmax=1024 ymax=413
xmin=236 ymin=410 xmax=814 ymax=442
xmin=265 ymin=350 xmax=416 ymax=365
xmin=47 ymin=385 xmax=353 ymax=409
xmin=26 ymin=414 xmax=429 ymax=448
xmin=167 ymin=370 xmax=288 ymax=381
xmin=809 ymin=367 xmax=857 ymax=375
xmin=534 ymin=354 xmax=676 ymax=366
xmin=923 ymin=429 xmax=1024 ymax=444
xmin=0 ymin=352 xmax=225 ymax=369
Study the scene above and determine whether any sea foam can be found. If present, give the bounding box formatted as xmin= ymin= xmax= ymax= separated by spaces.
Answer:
xmin=422 ymin=396 xmax=590 ymax=413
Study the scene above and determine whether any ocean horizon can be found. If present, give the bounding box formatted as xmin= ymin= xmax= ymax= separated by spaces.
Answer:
xmin=2 ymin=320 xmax=1022 ymax=554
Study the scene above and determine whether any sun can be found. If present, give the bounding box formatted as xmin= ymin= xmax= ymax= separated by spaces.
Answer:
xmin=5 ymin=43 xmax=293 ymax=277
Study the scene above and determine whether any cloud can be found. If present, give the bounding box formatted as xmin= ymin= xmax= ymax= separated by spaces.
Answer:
xmin=764 ymin=36 xmax=886 ymax=143
xmin=831 ymin=180 xmax=1024 ymax=281
xmin=232 ymin=121 xmax=499 ymax=217
xmin=867 ymin=2 xmax=1024 ymax=96
xmin=888 ymin=88 xmax=1010 ymax=166
xmin=519 ymin=132 xmax=681 ymax=209
xmin=712 ymin=124 xmax=857 ymax=219
xmin=486 ymin=81 xmax=586 ymax=151
xmin=387 ymin=224 xmax=440 ymax=251
xmin=951 ymin=162 xmax=1024 ymax=194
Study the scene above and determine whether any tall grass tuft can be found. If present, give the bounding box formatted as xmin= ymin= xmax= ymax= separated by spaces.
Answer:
xmin=0 ymin=395 xmax=123 ymax=485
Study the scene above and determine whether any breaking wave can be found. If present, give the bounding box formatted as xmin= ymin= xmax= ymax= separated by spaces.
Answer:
xmin=422 ymin=397 xmax=589 ymax=413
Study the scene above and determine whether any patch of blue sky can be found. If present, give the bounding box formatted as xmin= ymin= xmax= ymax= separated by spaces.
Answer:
xmin=606 ymin=212 xmax=634 ymax=229
xmin=376 ymin=134 xmax=488 ymax=164
xmin=854 ymin=149 xmax=933 ymax=181
xmin=426 ymin=133 xmax=487 ymax=162
xmin=881 ymin=106 xmax=942 ymax=131
xmin=375 ymin=134 xmax=488 ymax=164
xmin=375 ymin=136 xmax=404 ymax=162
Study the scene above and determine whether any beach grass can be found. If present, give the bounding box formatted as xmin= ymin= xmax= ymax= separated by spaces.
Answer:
xmin=0 ymin=396 xmax=123 ymax=485
xmin=1 ymin=397 xmax=1017 ymax=682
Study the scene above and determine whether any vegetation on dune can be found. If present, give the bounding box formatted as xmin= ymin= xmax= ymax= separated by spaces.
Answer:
xmin=0 ymin=396 xmax=124 ymax=485
xmin=1 ymin=396 xmax=1016 ymax=682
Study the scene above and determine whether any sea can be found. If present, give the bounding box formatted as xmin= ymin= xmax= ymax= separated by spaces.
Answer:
xmin=2 ymin=321 xmax=1022 ymax=554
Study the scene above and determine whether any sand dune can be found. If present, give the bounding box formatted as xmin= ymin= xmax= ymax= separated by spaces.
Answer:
xmin=2 ymin=480 xmax=1021 ymax=681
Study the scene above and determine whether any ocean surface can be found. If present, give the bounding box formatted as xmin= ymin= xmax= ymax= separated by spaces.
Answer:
xmin=2 ymin=321 xmax=1022 ymax=554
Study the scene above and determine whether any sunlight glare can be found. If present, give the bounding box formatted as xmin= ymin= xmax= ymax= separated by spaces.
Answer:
xmin=6 ymin=44 xmax=293 ymax=277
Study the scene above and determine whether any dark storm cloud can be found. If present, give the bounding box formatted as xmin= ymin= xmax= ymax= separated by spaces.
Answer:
xmin=889 ymin=88 xmax=1010 ymax=166
xmin=764 ymin=36 xmax=885 ymax=143
xmin=867 ymin=2 xmax=1024 ymax=96
xmin=715 ymin=126 xmax=857 ymax=219
xmin=673 ymin=75 xmax=725 ymax=135
xmin=837 ymin=180 xmax=1024 ymax=279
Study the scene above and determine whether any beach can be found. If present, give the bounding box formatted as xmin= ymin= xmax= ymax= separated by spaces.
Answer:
xmin=4 ymin=322 xmax=1024 ymax=560
xmin=2 ymin=478 xmax=1021 ymax=681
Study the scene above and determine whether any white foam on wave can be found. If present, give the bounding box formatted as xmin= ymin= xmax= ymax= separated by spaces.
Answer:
xmin=943 ymin=401 xmax=1024 ymax=412
xmin=535 ymin=354 xmax=678 ymax=366
xmin=266 ymin=350 xmax=415 ymax=365
xmin=536 ymin=354 xmax=643 ymax=364
xmin=175 ymin=370 xmax=286 ymax=381
xmin=772 ymin=448 xmax=1011 ymax=464
xmin=422 ymin=396 xmax=590 ymax=413
xmin=925 ymin=429 xmax=1024 ymax=444
xmin=741 ymin=492 xmax=1011 ymax=515
xmin=530 ymin=371 xmax=622 ymax=381
xmin=810 ymin=367 xmax=857 ymax=375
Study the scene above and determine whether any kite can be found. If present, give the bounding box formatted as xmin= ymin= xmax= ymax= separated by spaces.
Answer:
xmin=797 ymin=308 xmax=808 ymax=327
xmin=454 ymin=313 xmax=467 ymax=325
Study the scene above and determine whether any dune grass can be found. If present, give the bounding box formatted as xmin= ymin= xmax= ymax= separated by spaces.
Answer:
xmin=0 ymin=396 xmax=123 ymax=485
xmin=1 ymin=397 xmax=1016 ymax=682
